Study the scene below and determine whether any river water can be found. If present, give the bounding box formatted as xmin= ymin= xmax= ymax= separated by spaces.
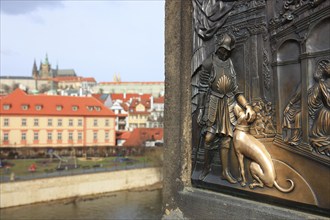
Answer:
xmin=0 ymin=189 xmax=163 ymax=220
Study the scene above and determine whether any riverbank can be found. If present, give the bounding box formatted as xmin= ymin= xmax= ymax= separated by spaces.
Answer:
xmin=1 ymin=189 xmax=163 ymax=220
xmin=0 ymin=167 xmax=162 ymax=208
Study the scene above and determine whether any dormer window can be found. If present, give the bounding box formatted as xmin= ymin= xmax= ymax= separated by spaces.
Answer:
xmin=35 ymin=105 xmax=43 ymax=111
xmin=56 ymin=105 xmax=63 ymax=111
xmin=94 ymin=106 xmax=101 ymax=111
xmin=87 ymin=106 xmax=93 ymax=111
xmin=72 ymin=106 xmax=79 ymax=111
xmin=3 ymin=104 xmax=11 ymax=110
xmin=21 ymin=104 xmax=29 ymax=110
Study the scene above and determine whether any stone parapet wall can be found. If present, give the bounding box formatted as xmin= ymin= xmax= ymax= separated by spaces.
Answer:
xmin=0 ymin=167 xmax=162 ymax=208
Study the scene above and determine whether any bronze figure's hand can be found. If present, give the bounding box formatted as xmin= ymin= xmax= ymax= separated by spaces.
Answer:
xmin=246 ymin=105 xmax=256 ymax=123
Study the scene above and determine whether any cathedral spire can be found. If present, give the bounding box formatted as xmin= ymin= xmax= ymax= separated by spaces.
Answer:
xmin=45 ymin=53 xmax=49 ymax=65
xmin=32 ymin=59 xmax=39 ymax=78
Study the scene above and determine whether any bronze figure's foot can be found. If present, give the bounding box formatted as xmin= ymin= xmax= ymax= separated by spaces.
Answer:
xmin=221 ymin=169 xmax=237 ymax=184
xmin=199 ymin=167 xmax=211 ymax=180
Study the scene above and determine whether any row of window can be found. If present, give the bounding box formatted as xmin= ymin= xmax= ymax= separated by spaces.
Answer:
xmin=3 ymin=118 xmax=110 ymax=127
xmin=3 ymin=104 xmax=102 ymax=112
xmin=3 ymin=131 xmax=110 ymax=142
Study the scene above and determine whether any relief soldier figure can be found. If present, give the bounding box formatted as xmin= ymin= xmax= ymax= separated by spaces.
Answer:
xmin=197 ymin=33 xmax=256 ymax=183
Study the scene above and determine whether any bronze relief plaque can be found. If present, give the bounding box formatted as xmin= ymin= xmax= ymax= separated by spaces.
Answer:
xmin=191 ymin=0 xmax=330 ymax=215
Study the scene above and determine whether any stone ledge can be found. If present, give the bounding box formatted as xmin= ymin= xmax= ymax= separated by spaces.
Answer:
xmin=177 ymin=187 xmax=329 ymax=219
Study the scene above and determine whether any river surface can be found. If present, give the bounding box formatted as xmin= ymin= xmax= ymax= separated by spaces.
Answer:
xmin=0 ymin=189 xmax=162 ymax=220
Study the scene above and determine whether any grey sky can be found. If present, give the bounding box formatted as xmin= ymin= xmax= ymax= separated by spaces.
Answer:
xmin=0 ymin=0 xmax=165 ymax=82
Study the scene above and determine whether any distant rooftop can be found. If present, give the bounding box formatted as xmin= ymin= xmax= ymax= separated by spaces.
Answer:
xmin=0 ymin=76 xmax=34 ymax=80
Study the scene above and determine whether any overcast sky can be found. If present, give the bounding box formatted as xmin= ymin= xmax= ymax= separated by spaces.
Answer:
xmin=0 ymin=0 xmax=165 ymax=82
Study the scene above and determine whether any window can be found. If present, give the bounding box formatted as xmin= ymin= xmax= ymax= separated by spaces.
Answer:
xmin=78 ymin=132 xmax=82 ymax=140
xmin=56 ymin=105 xmax=63 ymax=111
xmin=94 ymin=119 xmax=98 ymax=126
xmin=87 ymin=106 xmax=93 ymax=111
xmin=21 ymin=133 xmax=26 ymax=141
xmin=48 ymin=119 xmax=53 ymax=126
xmin=21 ymin=105 xmax=29 ymax=110
xmin=3 ymin=133 xmax=9 ymax=141
xmin=105 ymin=119 xmax=109 ymax=126
xmin=93 ymin=132 xmax=97 ymax=140
xmin=22 ymin=118 xmax=27 ymax=126
xmin=78 ymin=119 xmax=83 ymax=126
xmin=35 ymin=105 xmax=43 ymax=111
xmin=46 ymin=132 xmax=51 ymax=140
xmin=72 ymin=106 xmax=79 ymax=111
xmin=69 ymin=132 xmax=73 ymax=141
xmin=69 ymin=119 xmax=73 ymax=126
xmin=105 ymin=132 xmax=109 ymax=140
xmin=34 ymin=118 xmax=39 ymax=126
xmin=4 ymin=118 xmax=9 ymax=126
xmin=95 ymin=106 xmax=101 ymax=111
xmin=58 ymin=119 xmax=62 ymax=126
xmin=3 ymin=104 xmax=11 ymax=110
xmin=34 ymin=132 xmax=39 ymax=140
xmin=58 ymin=133 xmax=62 ymax=140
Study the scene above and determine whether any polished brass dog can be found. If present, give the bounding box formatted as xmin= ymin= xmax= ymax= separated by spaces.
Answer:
xmin=233 ymin=105 xmax=294 ymax=193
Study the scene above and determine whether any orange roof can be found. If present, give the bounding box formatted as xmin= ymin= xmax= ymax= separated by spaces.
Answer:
xmin=116 ymin=131 xmax=131 ymax=140
xmin=0 ymin=89 xmax=115 ymax=117
xmin=91 ymin=94 xmax=104 ymax=103
xmin=82 ymin=77 xmax=96 ymax=82
xmin=120 ymin=103 xmax=129 ymax=111
xmin=123 ymin=128 xmax=163 ymax=147
xmin=53 ymin=76 xmax=80 ymax=82
xmin=53 ymin=76 xmax=96 ymax=83
xmin=154 ymin=96 xmax=164 ymax=104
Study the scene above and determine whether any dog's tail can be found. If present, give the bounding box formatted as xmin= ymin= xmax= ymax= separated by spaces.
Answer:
xmin=274 ymin=179 xmax=294 ymax=193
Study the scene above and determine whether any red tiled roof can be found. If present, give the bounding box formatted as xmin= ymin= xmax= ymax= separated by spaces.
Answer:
xmin=116 ymin=131 xmax=131 ymax=140
xmin=120 ymin=103 xmax=129 ymax=112
xmin=53 ymin=76 xmax=80 ymax=82
xmin=53 ymin=76 xmax=96 ymax=83
xmin=92 ymin=94 xmax=104 ymax=103
xmin=123 ymin=128 xmax=163 ymax=147
xmin=82 ymin=77 xmax=96 ymax=82
xmin=154 ymin=96 xmax=164 ymax=104
xmin=0 ymin=89 xmax=115 ymax=117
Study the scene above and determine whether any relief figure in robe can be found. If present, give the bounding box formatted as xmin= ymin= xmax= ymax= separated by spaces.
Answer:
xmin=309 ymin=59 xmax=330 ymax=157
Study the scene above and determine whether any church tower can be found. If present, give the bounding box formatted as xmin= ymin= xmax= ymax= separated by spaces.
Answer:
xmin=40 ymin=54 xmax=51 ymax=78
xmin=32 ymin=59 xmax=39 ymax=78
xmin=32 ymin=59 xmax=39 ymax=90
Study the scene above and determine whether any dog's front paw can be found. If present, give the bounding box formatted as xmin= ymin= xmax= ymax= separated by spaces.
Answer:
xmin=240 ymin=181 xmax=247 ymax=187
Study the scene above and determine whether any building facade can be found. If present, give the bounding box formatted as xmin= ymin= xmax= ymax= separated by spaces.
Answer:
xmin=95 ymin=82 xmax=164 ymax=97
xmin=0 ymin=89 xmax=116 ymax=148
